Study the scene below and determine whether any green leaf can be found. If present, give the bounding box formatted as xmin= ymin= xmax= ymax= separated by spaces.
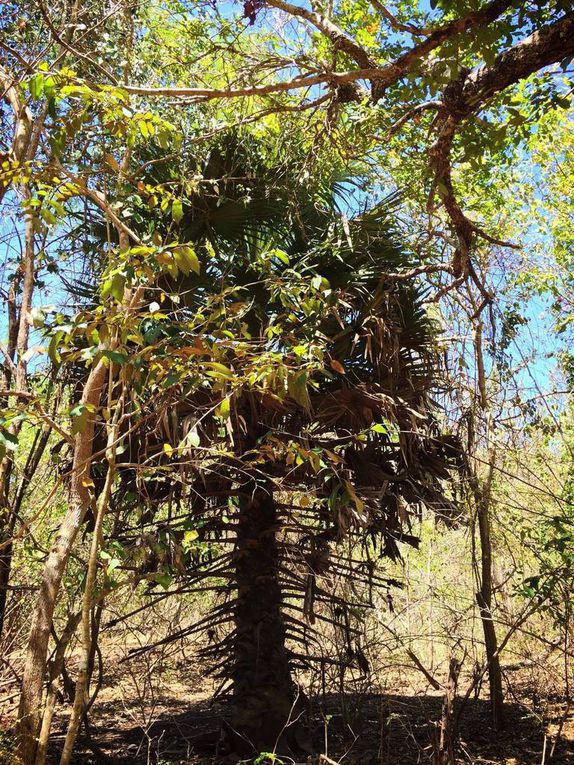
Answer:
xmin=217 ymin=398 xmax=231 ymax=419
xmin=70 ymin=406 xmax=90 ymax=436
xmin=204 ymin=362 xmax=233 ymax=379
xmin=172 ymin=199 xmax=184 ymax=224
xmin=105 ymin=558 xmax=121 ymax=576
xmin=48 ymin=331 xmax=64 ymax=365
xmin=29 ymin=74 xmax=45 ymax=100
xmin=154 ymin=573 xmax=173 ymax=590
xmin=187 ymin=430 xmax=200 ymax=447
xmin=288 ymin=370 xmax=311 ymax=409
xmin=102 ymin=350 xmax=129 ymax=365
xmin=271 ymin=248 xmax=289 ymax=265
xmin=173 ymin=247 xmax=191 ymax=275
xmin=139 ymin=119 xmax=150 ymax=138
xmin=111 ymin=274 xmax=126 ymax=301
xmin=0 ymin=430 xmax=18 ymax=452
xmin=103 ymin=273 xmax=126 ymax=302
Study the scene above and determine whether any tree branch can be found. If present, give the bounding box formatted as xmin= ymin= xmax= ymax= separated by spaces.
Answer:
xmin=0 ymin=64 xmax=33 ymax=201
xmin=121 ymin=0 xmax=516 ymax=102
xmin=266 ymin=0 xmax=377 ymax=69
xmin=428 ymin=10 xmax=574 ymax=279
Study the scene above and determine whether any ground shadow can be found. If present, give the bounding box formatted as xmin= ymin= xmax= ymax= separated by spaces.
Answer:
xmin=41 ymin=690 xmax=573 ymax=765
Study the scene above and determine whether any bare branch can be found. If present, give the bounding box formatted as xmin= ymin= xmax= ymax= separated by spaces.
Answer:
xmin=266 ymin=0 xmax=377 ymax=69
xmin=368 ymin=0 xmax=428 ymax=36
xmin=385 ymin=100 xmax=442 ymax=139
xmin=121 ymin=0 xmax=516 ymax=103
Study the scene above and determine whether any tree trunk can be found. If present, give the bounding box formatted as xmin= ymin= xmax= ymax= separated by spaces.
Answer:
xmin=60 ymin=409 xmax=118 ymax=765
xmin=0 ymin=426 xmax=51 ymax=642
xmin=232 ymin=481 xmax=294 ymax=749
xmin=16 ymin=359 xmax=108 ymax=765
xmin=0 ymin=203 xmax=35 ymax=641
xmin=0 ymin=520 xmax=15 ymax=640
xmin=476 ymin=490 xmax=505 ymax=730
xmin=472 ymin=322 xmax=504 ymax=730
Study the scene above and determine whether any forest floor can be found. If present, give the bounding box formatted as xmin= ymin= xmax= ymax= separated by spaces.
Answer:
xmin=2 ymin=644 xmax=572 ymax=765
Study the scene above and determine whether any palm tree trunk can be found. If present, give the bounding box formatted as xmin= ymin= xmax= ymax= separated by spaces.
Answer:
xmin=232 ymin=481 xmax=294 ymax=748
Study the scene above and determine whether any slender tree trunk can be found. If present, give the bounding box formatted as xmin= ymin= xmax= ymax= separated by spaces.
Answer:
xmin=0 ymin=505 xmax=14 ymax=640
xmin=34 ymin=611 xmax=82 ymax=765
xmin=475 ymin=462 xmax=505 ymax=730
xmin=0 ymin=425 xmax=51 ymax=643
xmin=59 ymin=396 xmax=120 ymax=765
xmin=0 ymin=204 xmax=35 ymax=640
xmin=16 ymin=359 xmax=108 ymax=765
xmin=232 ymin=481 xmax=294 ymax=748
xmin=16 ymin=221 xmax=141 ymax=762
xmin=472 ymin=321 xmax=504 ymax=730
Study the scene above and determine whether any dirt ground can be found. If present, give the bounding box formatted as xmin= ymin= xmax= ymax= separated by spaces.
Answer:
xmin=47 ymin=692 xmax=573 ymax=765
xmin=2 ymin=649 xmax=570 ymax=765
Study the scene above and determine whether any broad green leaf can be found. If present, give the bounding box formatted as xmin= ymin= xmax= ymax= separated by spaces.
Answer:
xmin=102 ymin=350 xmax=129 ymax=365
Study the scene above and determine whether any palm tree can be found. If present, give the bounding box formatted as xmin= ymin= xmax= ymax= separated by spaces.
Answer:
xmin=63 ymin=135 xmax=459 ymax=751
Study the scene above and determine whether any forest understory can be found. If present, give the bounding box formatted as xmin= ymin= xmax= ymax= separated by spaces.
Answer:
xmin=3 ymin=529 xmax=574 ymax=765
xmin=3 ymin=634 xmax=573 ymax=765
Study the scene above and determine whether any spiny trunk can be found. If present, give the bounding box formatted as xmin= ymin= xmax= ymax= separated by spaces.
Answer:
xmin=232 ymin=482 xmax=294 ymax=748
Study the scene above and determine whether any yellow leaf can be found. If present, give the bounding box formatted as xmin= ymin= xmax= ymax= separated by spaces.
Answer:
xmin=204 ymin=361 xmax=233 ymax=379
xmin=217 ymin=398 xmax=231 ymax=419
xmin=345 ymin=480 xmax=364 ymax=513
xmin=183 ymin=529 xmax=199 ymax=546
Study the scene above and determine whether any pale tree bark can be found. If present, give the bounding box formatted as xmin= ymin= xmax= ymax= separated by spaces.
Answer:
xmin=16 ymin=357 xmax=109 ymax=764
xmin=0 ymin=65 xmax=33 ymax=204
xmin=59 ymin=388 xmax=122 ymax=765
xmin=16 ymin=260 xmax=143 ymax=762
xmin=0 ymin=47 xmax=52 ymax=640
xmin=34 ymin=611 xmax=82 ymax=765
xmin=12 ymin=15 xmax=140 ymax=749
